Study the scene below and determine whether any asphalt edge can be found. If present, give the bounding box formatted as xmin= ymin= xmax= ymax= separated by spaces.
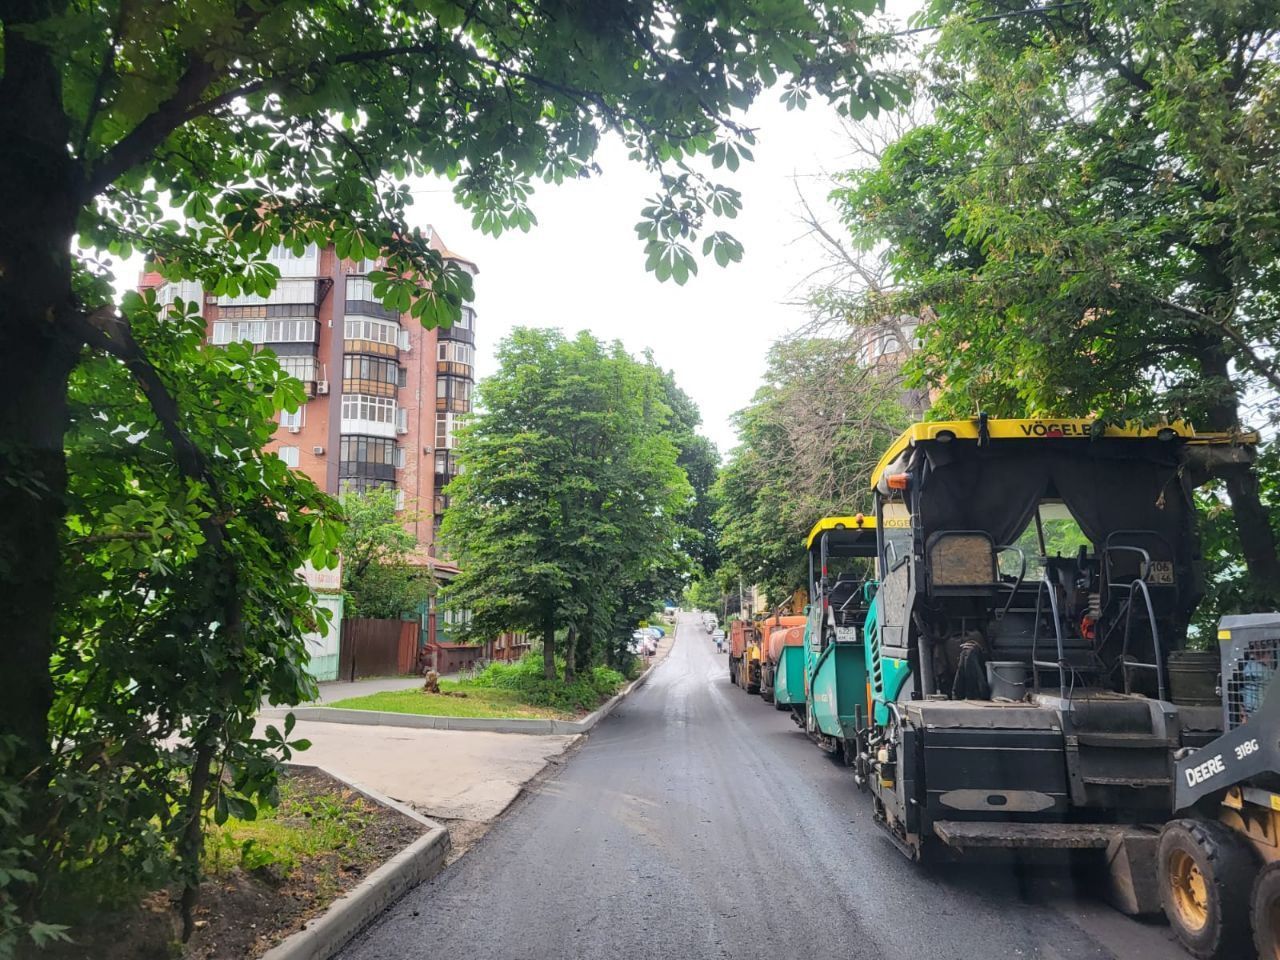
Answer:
xmin=260 ymin=764 xmax=450 ymax=960
xmin=272 ymin=639 xmax=671 ymax=736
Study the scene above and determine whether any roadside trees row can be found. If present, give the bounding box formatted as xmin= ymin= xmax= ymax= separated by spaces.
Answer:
xmin=713 ymin=338 xmax=910 ymax=603
xmin=441 ymin=329 xmax=696 ymax=680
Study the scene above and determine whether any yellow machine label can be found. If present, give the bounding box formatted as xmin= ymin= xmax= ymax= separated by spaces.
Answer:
xmin=1218 ymin=629 xmax=1232 ymax=641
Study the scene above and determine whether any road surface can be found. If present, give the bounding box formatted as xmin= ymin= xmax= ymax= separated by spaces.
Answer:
xmin=341 ymin=613 xmax=1189 ymax=960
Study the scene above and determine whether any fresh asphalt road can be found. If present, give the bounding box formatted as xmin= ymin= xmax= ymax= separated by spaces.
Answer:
xmin=341 ymin=613 xmax=1191 ymax=960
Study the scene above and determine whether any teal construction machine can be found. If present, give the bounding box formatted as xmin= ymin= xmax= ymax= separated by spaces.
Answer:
xmin=797 ymin=516 xmax=879 ymax=761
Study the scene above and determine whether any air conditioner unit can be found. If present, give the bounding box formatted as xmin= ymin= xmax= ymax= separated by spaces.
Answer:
xmin=312 ymin=445 xmax=325 ymax=456
xmin=315 ymin=380 xmax=330 ymax=395
xmin=287 ymin=425 xmax=302 ymax=434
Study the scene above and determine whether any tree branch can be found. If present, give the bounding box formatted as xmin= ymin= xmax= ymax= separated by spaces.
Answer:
xmin=1151 ymin=296 xmax=1280 ymax=397
xmin=72 ymin=306 xmax=227 ymax=550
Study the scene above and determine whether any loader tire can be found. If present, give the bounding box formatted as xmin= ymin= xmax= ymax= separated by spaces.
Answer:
xmin=1252 ymin=861 xmax=1280 ymax=960
xmin=1158 ymin=818 xmax=1258 ymax=960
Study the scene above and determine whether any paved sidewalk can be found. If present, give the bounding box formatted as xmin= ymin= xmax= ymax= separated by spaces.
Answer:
xmin=264 ymin=673 xmax=461 ymax=709
xmin=261 ymin=717 xmax=577 ymax=821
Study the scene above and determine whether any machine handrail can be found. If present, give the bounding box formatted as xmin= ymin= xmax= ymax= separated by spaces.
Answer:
xmin=1031 ymin=572 xmax=1068 ymax=699
xmin=1119 ymin=578 xmax=1167 ymax=702
xmin=994 ymin=544 xmax=1026 ymax=621
xmin=1104 ymin=543 xmax=1152 ymax=589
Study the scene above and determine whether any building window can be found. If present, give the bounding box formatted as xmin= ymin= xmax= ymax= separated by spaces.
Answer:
xmin=156 ymin=280 xmax=204 ymax=308
xmin=339 ymin=477 xmax=395 ymax=495
xmin=267 ymin=243 xmax=319 ymax=277
xmin=350 ymin=257 xmax=384 ymax=276
xmin=340 ymin=435 xmax=396 ymax=466
xmin=436 ymin=375 xmax=471 ymax=412
xmin=342 ymin=354 xmax=399 ymax=387
xmin=395 ymin=489 xmax=406 ymax=511
xmin=437 ymin=342 xmax=448 ymax=361
xmin=346 ymin=276 xmax=375 ymax=301
xmin=276 ymin=445 xmax=300 ymax=468
xmin=277 ymin=356 xmax=316 ymax=383
xmin=395 ymin=446 xmax=407 ymax=469
xmin=339 ymin=435 xmax=399 ymax=481
xmin=344 ymin=315 xmax=400 ymax=345
xmin=216 ymin=278 xmax=317 ymax=307
xmin=341 ymin=394 xmax=396 ymax=424
xmin=211 ymin=318 xmax=318 ymax=345
xmin=435 ymin=412 xmax=460 ymax=449
xmin=281 ymin=406 xmax=305 ymax=430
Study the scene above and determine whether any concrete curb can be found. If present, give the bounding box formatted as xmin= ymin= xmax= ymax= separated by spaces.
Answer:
xmin=260 ymin=765 xmax=450 ymax=960
xmin=267 ymin=643 xmax=669 ymax=736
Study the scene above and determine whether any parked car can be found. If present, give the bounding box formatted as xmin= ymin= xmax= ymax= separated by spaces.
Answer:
xmin=630 ymin=630 xmax=658 ymax=657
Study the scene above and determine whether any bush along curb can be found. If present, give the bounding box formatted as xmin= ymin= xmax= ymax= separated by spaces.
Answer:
xmin=259 ymin=765 xmax=450 ymax=960
xmin=266 ymin=646 xmax=668 ymax=736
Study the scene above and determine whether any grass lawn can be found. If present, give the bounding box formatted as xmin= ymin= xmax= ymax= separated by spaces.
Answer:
xmin=326 ymin=681 xmax=577 ymax=720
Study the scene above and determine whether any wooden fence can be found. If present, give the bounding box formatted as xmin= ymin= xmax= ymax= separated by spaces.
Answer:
xmin=338 ymin=618 xmax=419 ymax=681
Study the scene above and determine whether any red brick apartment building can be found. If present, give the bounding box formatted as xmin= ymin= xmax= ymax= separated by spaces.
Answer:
xmin=139 ymin=227 xmax=529 ymax=663
xmin=142 ymin=227 xmax=473 ymax=547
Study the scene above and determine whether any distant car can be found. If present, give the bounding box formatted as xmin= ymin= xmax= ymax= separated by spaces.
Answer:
xmin=630 ymin=629 xmax=657 ymax=656
xmin=712 ymin=629 xmax=725 ymax=642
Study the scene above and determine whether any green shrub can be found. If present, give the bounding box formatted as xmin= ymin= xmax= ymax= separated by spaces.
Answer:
xmin=460 ymin=654 xmax=625 ymax=713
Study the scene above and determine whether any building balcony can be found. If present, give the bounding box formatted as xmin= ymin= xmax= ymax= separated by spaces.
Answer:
xmin=211 ymin=317 xmax=320 ymax=348
xmin=436 ymin=359 xmax=473 ymax=378
xmin=342 ymin=355 xmax=402 ymax=399
xmin=436 ymin=324 xmax=475 ymax=346
xmin=339 ymin=459 xmax=397 ymax=483
xmin=435 ymin=395 xmax=471 ymax=414
xmin=343 ymin=377 xmax=396 ymax=398
xmin=340 ymin=394 xmax=403 ymax=439
xmin=344 ymin=339 xmax=398 ymax=359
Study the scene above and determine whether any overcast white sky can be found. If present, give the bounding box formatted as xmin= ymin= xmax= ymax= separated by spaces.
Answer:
xmin=404 ymin=93 xmax=871 ymax=456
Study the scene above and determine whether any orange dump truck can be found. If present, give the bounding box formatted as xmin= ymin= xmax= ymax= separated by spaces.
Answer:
xmin=758 ymin=616 xmax=807 ymax=704
xmin=728 ymin=619 xmax=760 ymax=691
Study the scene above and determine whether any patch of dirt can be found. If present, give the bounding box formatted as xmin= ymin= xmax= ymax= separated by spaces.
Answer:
xmin=440 ymin=819 xmax=490 ymax=864
xmin=44 ymin=768 xmax=426 ymax=960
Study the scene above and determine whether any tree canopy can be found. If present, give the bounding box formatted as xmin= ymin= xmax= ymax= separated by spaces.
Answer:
xmin=441 ymin=328 xmax=694 ymax=680
xmin=829 ymin=0 xmax=1280 ymax=605
xmin=715 ymin=337 xmax=910 ymax=602
xmin=339 ymin=487 xmax=430 ymax=619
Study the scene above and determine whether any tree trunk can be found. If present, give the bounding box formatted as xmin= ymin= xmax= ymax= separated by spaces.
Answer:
xmin=542 ymin=607 xmax=556 ymax=680
xmin=563 ymin=625 xmax=577 ymax=682
xmin=0 ymin=0 xmax=83 ymax=785
xmin=1197 ymin=340 xmax=1280 ymax=607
